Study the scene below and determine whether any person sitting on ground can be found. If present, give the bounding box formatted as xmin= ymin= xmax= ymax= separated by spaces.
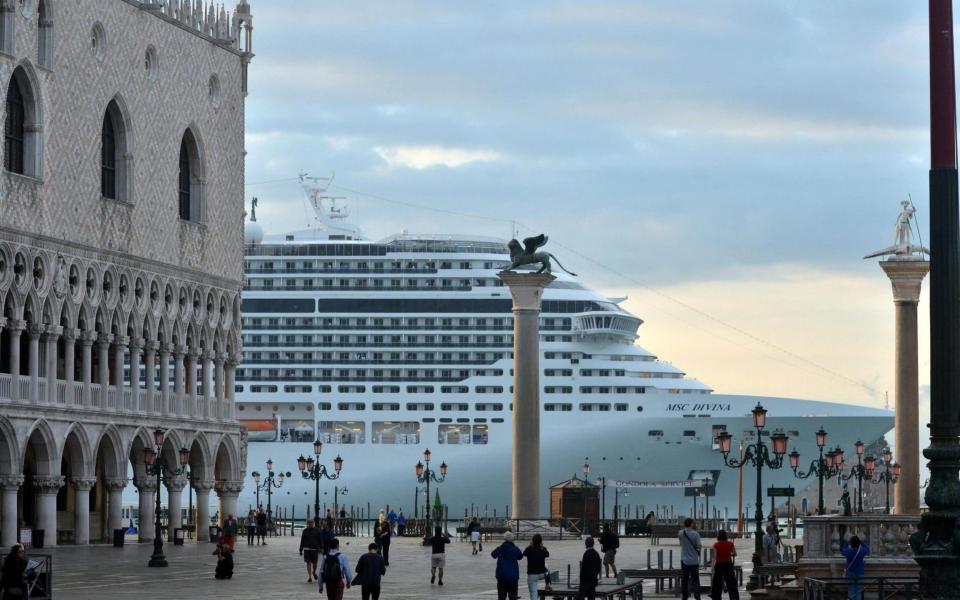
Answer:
xmin=319 ymin=537 xmax=353 ymax=600
xmin=600 ymin=522 xmax=620 ymax=579
xmin=577 ymin=536 xmax=602 ymax=600
xmin=427 ymin=526 xmax=451 ymax=586
xmin=213 ymin=542 xmax=234 ymax=579
xmin=0 ymin=543 xmax=28 ymax=597
xmin=300 ymin=517 xmax=324 ymax=583
xmin=492 ymin=530 xmax=524 ymax=600
xmin=710 ymin=529 xmax=739 ymax=600
xmin=355 ymin=542 xmax=387 ymax=600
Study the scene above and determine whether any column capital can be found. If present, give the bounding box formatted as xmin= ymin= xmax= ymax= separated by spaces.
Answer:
xmin=128 ymin=337 xmax=144 ymax=351
xmin=201 ymin=349 xmax=215 ymax=362
xmin=0 ymin=475 xmax=25 ymax=490
xmin=71 ymin=477 xmax=97 ymax=492
xmin=498 ymin=271 xmax=556 ymax=309
xmin=32 ymin=475 xmax=65 ymax=492
xmin=98 ymin=333 xmax=114 ymax=346
xmin=62 ymin=327 xmax=80 ymax=342
xmin=192 ymin=479 xmax=216 ymax=493
xmin=165 ymin=475 xmax=188 ymax=492
xmin=185 ymin=346 xmax=199 ymax=359
xmin=880 ymin=259 xmax=930 ymax=303
xmin=43 ymin=325 xmax=63 ymax=340
xmin=27 ymin=323 xmax=45 ymax=338
xmin=216 ymin=352 xmax=230 ymax=364
xmin=114 ymin=335 xmax=131 ymax=347
xmin=159 ymin=342 xmax=173 ymax=355
xmin=0 ymin=316 xmax=6 ymax=330
xmin=103 ymin=477 xmax=127 ymax=492
xmin=80 ymin=330 xmax=98 ymax=344
xmin=144 ymin=340 xmax=160 ymax=352
xmin=173 ymin=344 xmax=188 ymax=356
xmin=6 ymin=319 xmax=26 ymax=332
xmin=133 ymin=476 xmax=158 ymax=492
xmin=215 ymin=479 xmax=244 ymax=495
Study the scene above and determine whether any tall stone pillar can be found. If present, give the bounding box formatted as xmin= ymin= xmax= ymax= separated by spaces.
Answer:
xmin=201 ymin=351 xmax=212 ymax=418
xmin=97 ymin=334 xmax=112 ymax=403
xmin=80 ymin=332 xmax=95 ymax=406
xmin=43 ymin=327 xmax=60 ymax=404
xmin=104 ymin=477 xmax=127 ymax=533
xmin=165 ymin=476 xmax=186 ymax=542
xmin=498 ymin=271 xmax=555 ymax=519
xmin=879 ymin=259 xmax=930 ymax=514
xmin=159 ymin=344 xmax=171 ymax=414
xmin=173 ymin=345 xmax=186 ymax=416
xmin=63 ymin=328 xmax=77 ymax=403
xmin=7 ymin=320 xmax=24 ymax=401
xmin=134 ymin=476 xmax=157 ymax=542
xmin=215 ymin=480 xmax=243 ymax=525
xmin=186 ymin=350 xmax=198 ymax=416
xmin=144 ymin=341 xmax=157 ymax=413
xmin=27 ymin=325 xmax=42 ymax=402
xmin=112 ymin=336 xmax=128 ymax=388
xmin=0 ymin=475 xmax=24 ymax=546
xmin=33 ymin=476 xmax=64 ymax=547
xmin=129 ymin=338 xmax=142 ymax=410
xmin=193 ymin=479 xmax=215 ymax=541
xmin=71 ymin=477 xmax=96 ymax=545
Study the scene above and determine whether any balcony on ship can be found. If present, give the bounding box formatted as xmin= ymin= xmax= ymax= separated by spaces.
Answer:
xmin=570 ymin=310 xmax=641 ymax=340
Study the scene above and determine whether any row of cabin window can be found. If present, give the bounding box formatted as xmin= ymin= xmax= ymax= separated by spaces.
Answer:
xmin=3 ymin=69 xmax=204 ymax=222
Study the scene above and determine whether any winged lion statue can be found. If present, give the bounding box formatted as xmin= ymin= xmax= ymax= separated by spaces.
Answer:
xmin=506 ymin=234 xmax=577 ymax=276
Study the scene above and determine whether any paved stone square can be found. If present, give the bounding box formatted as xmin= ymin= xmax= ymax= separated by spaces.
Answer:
xmin=42 ymin=532 xmax=767 ymax=599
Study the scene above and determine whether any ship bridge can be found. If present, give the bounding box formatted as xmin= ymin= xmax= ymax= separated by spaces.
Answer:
xmin=571 ymin=310 xmax=641 ymax=340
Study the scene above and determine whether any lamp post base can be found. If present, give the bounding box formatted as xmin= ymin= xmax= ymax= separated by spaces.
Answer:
xmin=148 ymin=538 xmax=168 ymax=568
xmin=744 ymin=552 xmax=762 ymax=591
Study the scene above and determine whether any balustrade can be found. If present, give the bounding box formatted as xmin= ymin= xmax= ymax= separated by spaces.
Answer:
xmin=802 ymin=515 xmax=919 ymax=559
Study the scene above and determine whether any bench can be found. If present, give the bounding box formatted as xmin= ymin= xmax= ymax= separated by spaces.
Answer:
xmin=754 ymin=563 xmax=798 ymax=589
xmin=538 ymin=578 xmax=643 ymax=599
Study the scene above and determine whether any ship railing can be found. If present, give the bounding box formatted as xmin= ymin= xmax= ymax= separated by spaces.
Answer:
xmin=243 ymin=325 xmax=515 ymax=332
xmin=244 ymin=284 xmax=474 ymax=292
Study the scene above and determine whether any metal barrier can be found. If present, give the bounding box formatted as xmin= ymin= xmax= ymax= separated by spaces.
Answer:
xmin=802 ymin=576 xmax=921 ymax=600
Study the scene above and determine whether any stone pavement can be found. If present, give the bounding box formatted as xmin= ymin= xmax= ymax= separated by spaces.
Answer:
xmin=43 ymin=533 xmax=765 ymax=599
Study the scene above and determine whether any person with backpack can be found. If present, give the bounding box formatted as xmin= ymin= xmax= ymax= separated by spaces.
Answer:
xmin=354 ymin=542 xmax=387 ymax=600
xmin=300 ymin=518 xmax=324 ymax=583
xmin=841 ymin=534 xmax=869 ymax=600
xmin=576 ymin=536 xmax=602 ymax=600
xmin=599 ymin=522 xmax=620 ymax=579
xmin=491 ymin=530 xmax=524 ymax=600
xmin=427 ymin=526 xmax=451 ymax=585
xmin=378 ymin=520 xmax=392 ymax=566
xmin=710 ymin=529 xmax=739 ymax=600
xmin=522 ymin=533 xmax=551 ymax=600
xmin=679 ymin=518 xmax=703 ymax=600
xmin=318 ymin=538 xmax=352 ymax=600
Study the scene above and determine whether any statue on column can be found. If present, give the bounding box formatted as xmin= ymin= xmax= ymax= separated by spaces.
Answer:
xmin=864 ymin=200 xmax=930 ymax=259
xmin=505 ymin=234 xmax=577 ymax=275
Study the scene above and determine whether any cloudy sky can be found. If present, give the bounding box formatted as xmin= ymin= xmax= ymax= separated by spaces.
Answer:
xmin=244 ymin=1 xmax=935 ymax=421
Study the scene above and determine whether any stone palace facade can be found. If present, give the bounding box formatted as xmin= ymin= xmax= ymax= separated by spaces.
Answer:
xmin=0 ymin=0 xmax=253 ymax=546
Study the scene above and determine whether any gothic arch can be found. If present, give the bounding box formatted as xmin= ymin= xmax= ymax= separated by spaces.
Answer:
xmin=187 ymin=430 xmax=211 ymax=481
xmin=62 ymin=423 xmax=93 ymax=478
xmin=23 ymin=419 xmax=58 ymax=475
xmin=0 ymin=416 xmax=18 ymax=475
xmin=177 ymin=126 xmax=206 ymax=222
xmin=93 ymin=425 xmax=125 ymax=478
xmin=4 ymin=62 xmax=44 ymax=178
xmin=100 ymin=95 xmax=133 ymax=203
xmin=213 ymin=434 xmax=239 ymax=481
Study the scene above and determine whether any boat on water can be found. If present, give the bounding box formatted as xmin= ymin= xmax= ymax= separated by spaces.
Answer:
xmin=234 ymin=177 xmax=893 ymax=520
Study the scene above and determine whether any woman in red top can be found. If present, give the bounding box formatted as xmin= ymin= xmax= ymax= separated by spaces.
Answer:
xmin=710 ymin=530 xmax=739 ymax=600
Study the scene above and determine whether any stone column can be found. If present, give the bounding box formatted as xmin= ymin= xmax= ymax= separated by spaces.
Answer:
xmin=63 ymin=328 xmax=77 ymax=404
xmin=498 ymin=271 xmax=555 ymax=519
xmin=97 ymin=334 xmax=112 ymax=403
xmin=43 ymin=327 xmax=61 ymax=404
xmin=27 ymin=324 xmax=42 ymax=402
xmin=173 ymin=345 xmax=186 ymax=415
xmin=201 ymin=351 xmax=212 ymax=418
xmin=80 ymin=331 xmax=95 ymax=407
xmin=104 ymin=477 xmax=127 ymax=533
xmin=193 ymin=479 xmax=215 ymax=541
xmin=134 ymin=476 xmax=158 ymax=542
xmin=159 ymin=344 xmax=171 ymax=414
xmin=186 ymin=350 xmax=199 ymax=416
xmin=129 ymin=337 xmax=142 ymax=411
xmin=0 ymin=475 xmax=24 ymax=547
xmin=144 ymin=341 xmax=157 ymax=413
xmin=7 ymin=320 xmax=24 ymax=401
xmin=215 ymin=480 xmax=243 ymax=526
xmin=112 ymin=336 xmax=128 ymax=388
xmin=71 ymin=477 xmax=96 ymax=545
xmin=880 ymin=259 xmax=930 ymax=515
xmin=33 ymin=475 xmax=65 ymax=547
xmin=165 ymin=476 xmax=187 ymax=542
xmin=225 ymin=358 xmax=236 ymax=420
xmin=214 ymin=352 xmax=227 ymax=419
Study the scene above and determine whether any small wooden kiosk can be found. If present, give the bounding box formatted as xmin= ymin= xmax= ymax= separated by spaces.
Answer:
xmin=549 ymin=475 xmax=599 ymax=533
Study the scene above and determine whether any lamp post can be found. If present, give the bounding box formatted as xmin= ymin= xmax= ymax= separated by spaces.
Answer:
xmin=415 ymin=448 xmax=447 ymax=537
xmin=716 ymin=403 xmax=789 ymax=590
xmin=334 ymin=486 xmax=348 ymax=519
xmin=144 ymin=429 xmax=190 ymax=568
xmin=582 ymin=462 xmax=591 ymax=535
xmin=838 ymin=440 xmax=869 ymax=513
xmin=788 ymin=427 xmax=841 ymax=515
xmin=298 ymin=440 xmax=344 ymax=522
xmin=252 ymin=458 xmax=290 ymax=533
xmin=867 ymin=448 xmax=901 ymax=515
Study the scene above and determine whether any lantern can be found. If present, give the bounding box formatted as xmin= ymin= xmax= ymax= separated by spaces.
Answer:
xmin=416 ymin=461 xmax=424 ymax=477
xmin=825 ymin=450 xmax=835 ymax=468
xmin=789 ymin=449 xmax=800 ymax=469
xmin=424 ymin=448 xmax=432 ymax=463
xmin=313 ymin=439 xmax=323 ymax=456
xmin=252 ymin=471 xmax=261 ymax=484
xmin=153 ymin=429 xmax=166 ymax=448
xmin=144 ymin=447 xmax=157 ymax=466
xmin=864 ymin=455 xmax=877 ymax=473
xmin=770 ymin=430 xmax=789 ymax=456
xmin=178 ymin=447 xmax=190 ymax=466
xmin=305 ymin=456 xmax=315 ymax=471
xmin=297 ymin=456 xmax=307 ymax=472
xmin=582 ymin=463 xmax=591 ymax=477
xmin=266 ymin=458 xmax=274 ymax=471
xmin=440 ymin=461 xmax=448 ymax=477
xmin=891 ymin=463 xmax=902 ymax=479
xmin=854 ymin=440 xmax=864 ymax=457
xmin=716 ymin=431 xmax=733 ymax=455
xmin=815 ymin=427 xmax=827 ymax=448
xmin=334 ymin=455 xmax=344 ymax=472
xmin=834 ymin=447 xmax=845 ymax=465
xmin=882 ymin=448 xmax=893 ymax=464
xmin=752 ymin=403 xmax=767 ymax=429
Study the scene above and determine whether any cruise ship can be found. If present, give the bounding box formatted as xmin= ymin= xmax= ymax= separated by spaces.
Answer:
xmin=235 ymin=179 xmax=893 ymax=519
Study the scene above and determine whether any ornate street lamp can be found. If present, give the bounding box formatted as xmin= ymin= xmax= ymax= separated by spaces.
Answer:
xmin=145 ymin=429 xmax=189 ymax=568
xmin=789 ymin=427 xmax=842 ymax=515
xmin=253 ymin=458 xmax=290 ymax=533
xmin=298 ymin=440 xmax=343 ymax=521
xmin=415 ymin=448 xmax=447 ymax=537
xmin=716 ymin=403 xmax=788 ymax=590
xmin=866 ymin=449 xmax=900 ymax=514
xmin=838 ymin=440 xmax=869 ymax=513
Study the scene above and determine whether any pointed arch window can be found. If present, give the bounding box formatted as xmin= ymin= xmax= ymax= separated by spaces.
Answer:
xmin=178 ymin=129 xmax=204 ymax=222
xmin=100 ymin=100 xmax=129 ymax=202
xmin=101 ymin=112 xmax=116 ymax=199
xmin=4 ymin=76 xmax=25 ymax=174
xmin=37 ymin=0 xmax=52 ymax=68
xmin=178 ymin=139 xmax=191 ymax=219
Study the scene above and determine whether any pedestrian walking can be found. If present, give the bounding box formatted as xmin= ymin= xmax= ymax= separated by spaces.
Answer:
xmin=373 ymin=522 xmax=383 ymax=555
xmin=576 ymin=536 xmax=602 ymax=600
xmin=762 ymin=525 xmax=781 ymax=564
xmin=378 ymin=519 xmax=392 ymax=566
xmin=213 ymin=542 xmax=234 ymax=579
xmin=318 ymin=538 xmax=353 ymax=600
xmin=468 ymin=517 xmax=482 ymax=555
xmin=246 ymin=509 xmax=256 ymax=545
xmin=355 ymin=542 xmax=387 ymax=600
xmin=679 ymin=517 xmax=703 ymax=600
xmin=387 ymin=508 xmax=398 ymax=534
xmin=222 ymin=513 xmax=238 ymax=551
xmin=0 ymin=544 xmax=28 ymax=598
xmin=600 ymin=522 xmax=620 ymax=579
xmin=492 ymin=531 xmax=523 ymax=600
xmin=300 ymin=518 xmax=324 ymax=583
xmin=320 ymin=519 xmax=335 ymax=555
xmin=255 ymin=505 xmax=268 ymax=545
xmin=397 ymin=510 xmax=406 ymax=536
xmin=523 ymin=533 xmax=551 ymax=600
xmin=841 ymin=535 xmax=869 ymax=600
xmin=645 ymin=511 xmax=656 ymax=535
xmin=427 ymin=526 xmax=451 ymax=585
xmin=710 ymin=530 xmax=739 ymax=600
